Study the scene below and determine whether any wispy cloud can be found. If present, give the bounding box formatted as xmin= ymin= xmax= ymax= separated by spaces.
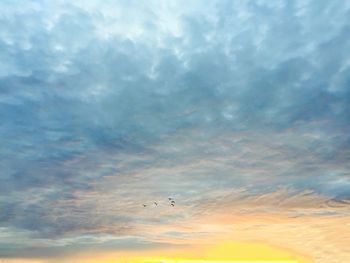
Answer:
xmin=0 ymin=0 xmax=350 ymax=261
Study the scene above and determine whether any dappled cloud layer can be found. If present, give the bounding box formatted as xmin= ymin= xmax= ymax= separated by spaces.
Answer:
xmin=0 ymin=0 xmax=350 ymax=262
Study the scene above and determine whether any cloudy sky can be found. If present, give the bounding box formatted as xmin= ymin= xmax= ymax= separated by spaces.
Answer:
xmin=0 ymin=0 xmax=350 ymax=262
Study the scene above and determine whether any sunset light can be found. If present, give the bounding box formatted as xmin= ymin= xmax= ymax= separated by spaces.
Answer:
xmin=1 ymin=0 xmax=349 ymax=262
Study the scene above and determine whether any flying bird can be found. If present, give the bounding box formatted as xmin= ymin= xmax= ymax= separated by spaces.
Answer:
xmin=154 ymin=202 xmax=158 ymax=206
xmin=143 ymin=204 xmax=147 ymax=207
xmin=168 ymin=197 xmax=176 ymax=206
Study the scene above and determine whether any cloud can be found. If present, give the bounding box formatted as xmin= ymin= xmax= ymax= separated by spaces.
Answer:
xmin=0 ymin=0 xmax=350 ymax=259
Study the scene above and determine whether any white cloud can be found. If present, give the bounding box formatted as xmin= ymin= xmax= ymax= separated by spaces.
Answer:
xmin=0 ymin=0 xmax=350 ymax=257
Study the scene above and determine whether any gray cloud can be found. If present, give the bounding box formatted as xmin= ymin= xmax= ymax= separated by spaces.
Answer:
xmin=0 ymin=0 xmax=350 ymax=257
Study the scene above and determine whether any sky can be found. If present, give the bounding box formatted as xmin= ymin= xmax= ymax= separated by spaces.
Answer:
xmin=0 ymin=0 xmax=350 ymax=262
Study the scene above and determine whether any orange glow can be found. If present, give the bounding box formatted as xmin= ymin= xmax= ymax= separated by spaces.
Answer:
xmin=38 ymin=241 xmax=312 ymax=263
xmin=202 ymin=241 xmax=311 ymax=262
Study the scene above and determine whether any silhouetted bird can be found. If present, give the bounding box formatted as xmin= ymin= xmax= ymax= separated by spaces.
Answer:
xmin=143 ymin=204 xmax=147 ymax=207
xmin=154 ymin=202 xmax=158 ymax=206
xmin=171 ymin=203 xmax=175 ymax=207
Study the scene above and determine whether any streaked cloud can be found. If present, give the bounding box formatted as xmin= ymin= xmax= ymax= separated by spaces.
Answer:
xmin=0 ymin=0 xmax=349 ymax=262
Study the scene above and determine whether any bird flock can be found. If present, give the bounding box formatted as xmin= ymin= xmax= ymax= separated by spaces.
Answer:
xmin=143 ymin=197 xmax=175 ymax=208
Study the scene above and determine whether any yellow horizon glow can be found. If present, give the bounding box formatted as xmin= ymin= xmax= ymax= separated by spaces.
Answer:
xmin=0 ymin=260 xmax=301 ymax=263
xmin=128 ymin=259 xmax=299 ymax=263
xmin=45 ymin=240 xmax=311 ymax=263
